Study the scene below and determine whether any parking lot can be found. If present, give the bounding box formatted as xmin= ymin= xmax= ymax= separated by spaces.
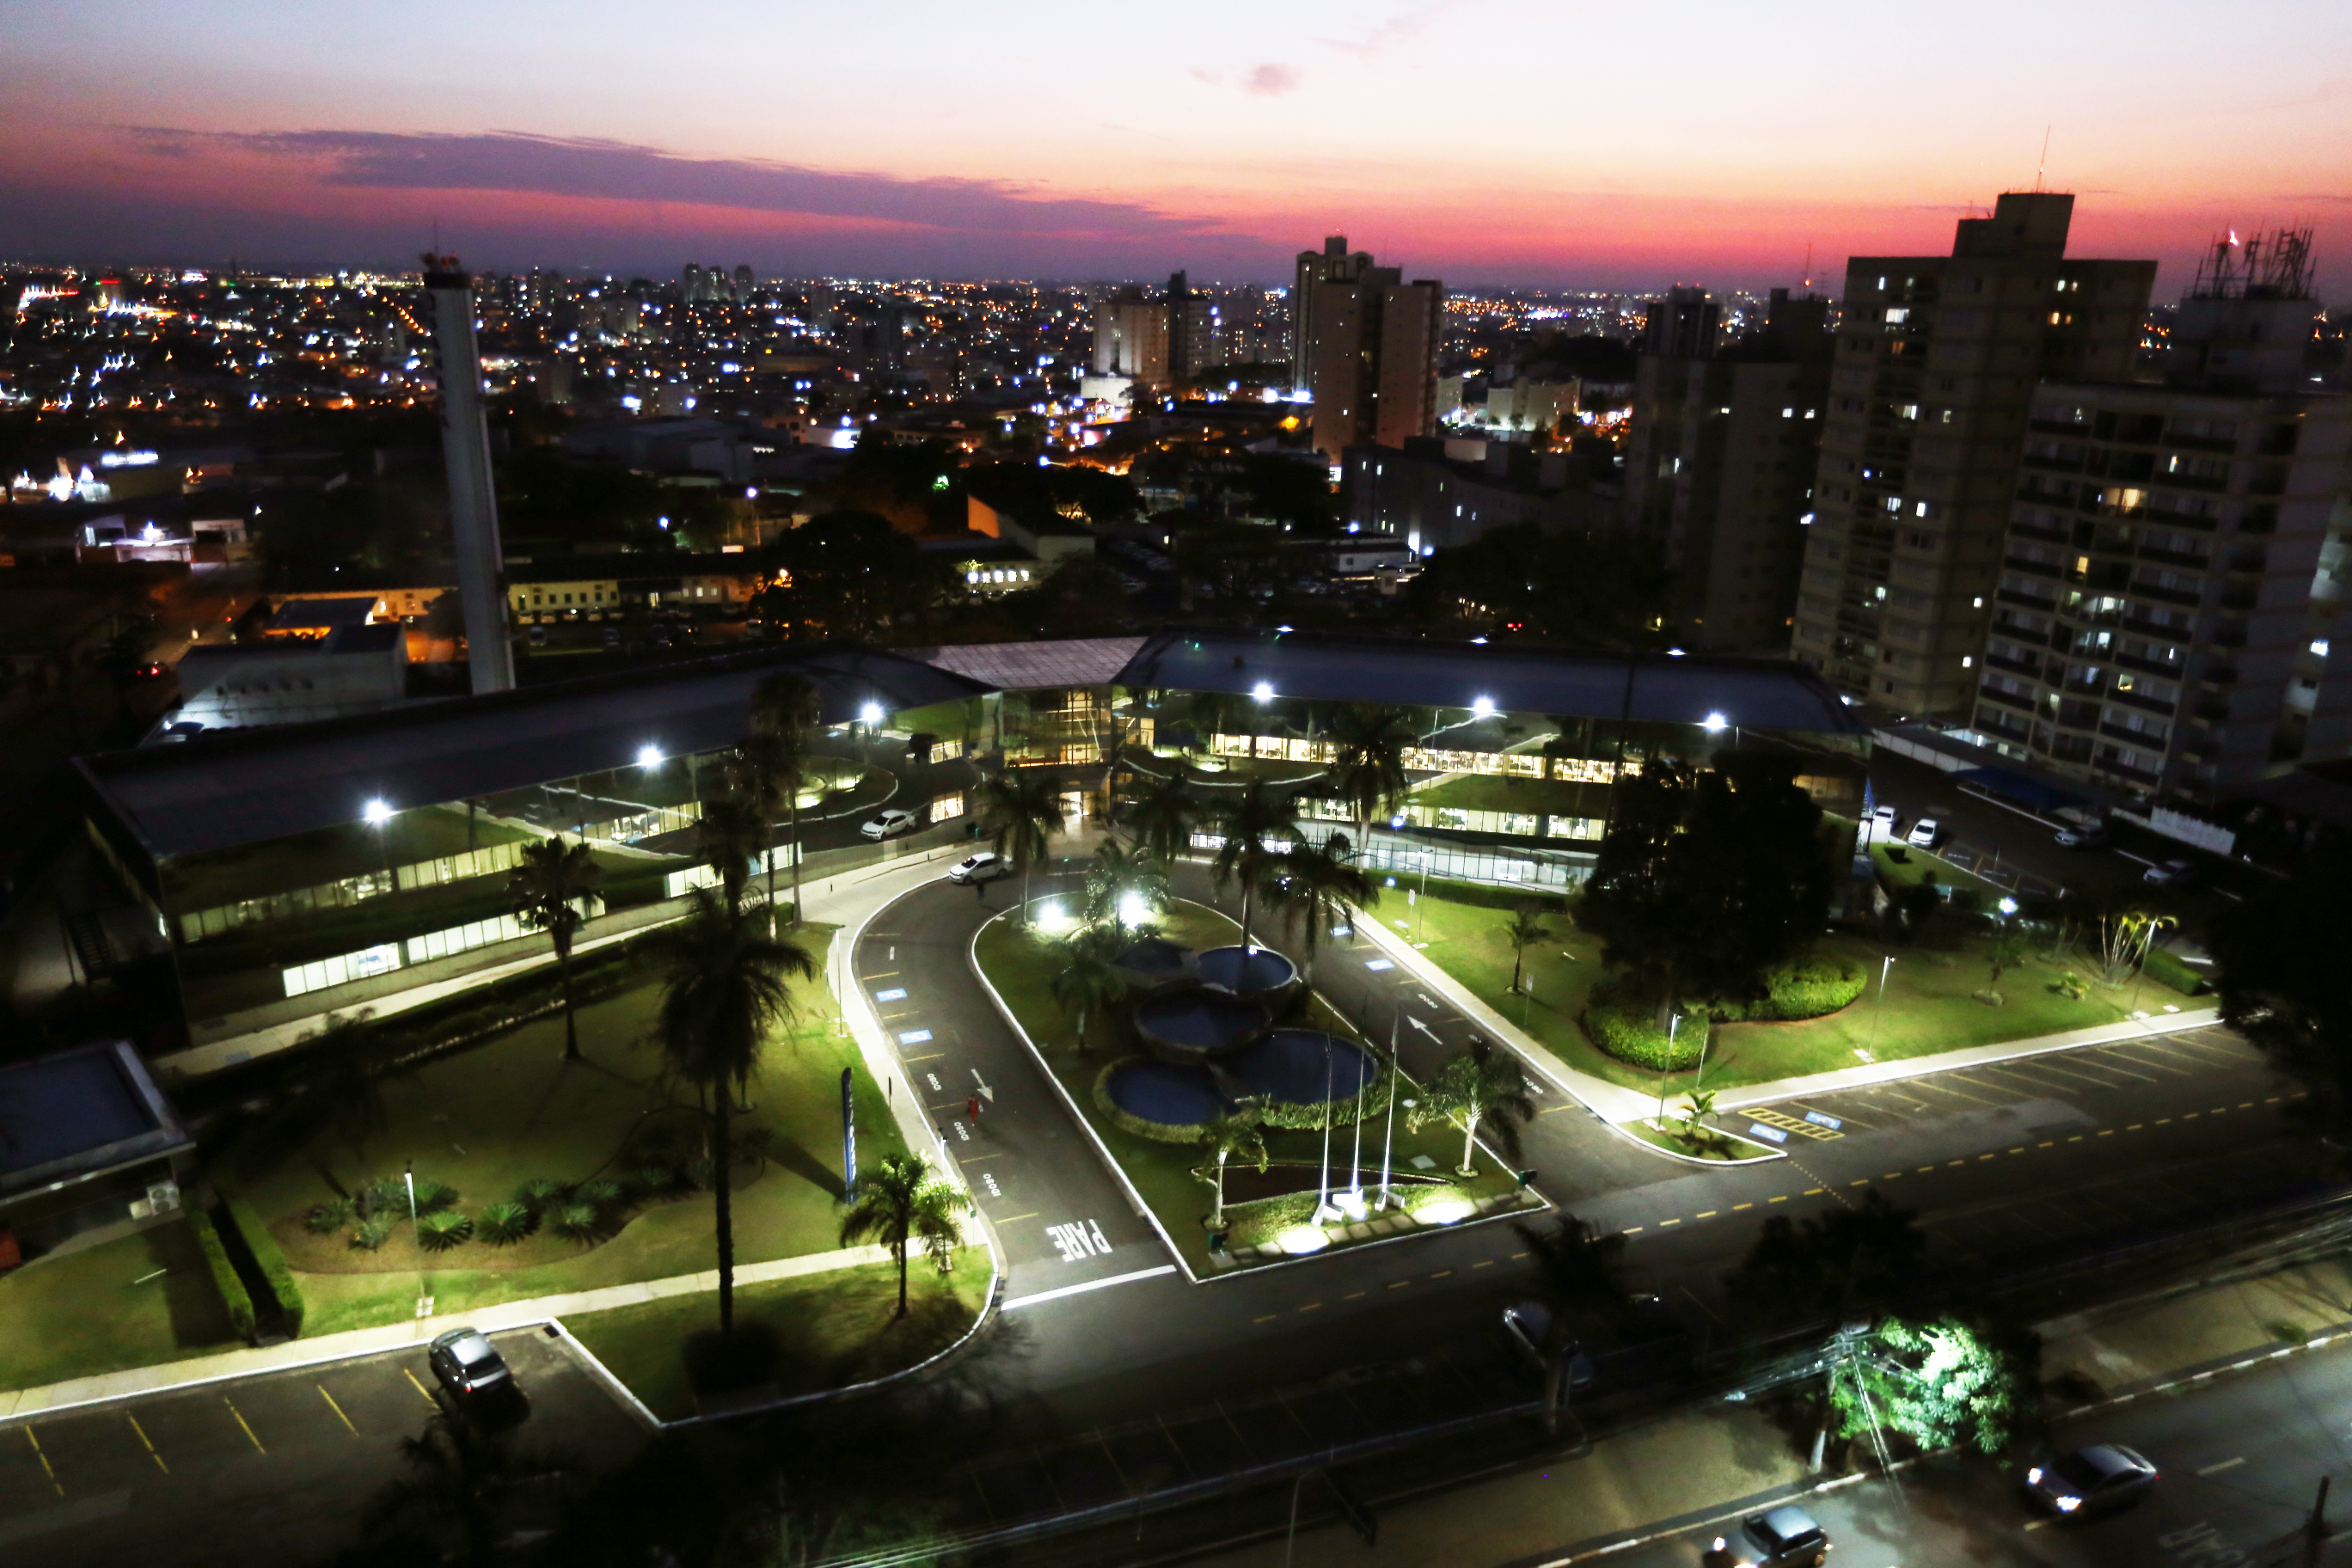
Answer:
xmin=0 ymin=1326 xmax=646 ymax=1565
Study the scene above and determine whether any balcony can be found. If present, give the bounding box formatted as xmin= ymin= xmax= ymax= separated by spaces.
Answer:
xmin=2165 ymin=432 xmax=2238 ymax=455
xmin=2099 ymin=721 xmax=2169 ymax=747
xmin=2003 ymin=555 xmax=2064 ymax=578
xmin=2132 ymin=580 xmax=2204 ymax=609
xmin=1999 ymin=585 xmax=2058 ymax=612
xmin=2115 ymin=650 xmax=2183 ymax=677
xmin=2093 ymin=754 xmax=2164 ymax=787
xmin=2136 ymin=544 xmax=2213 ymax=570
xmin=1986 ymin=652 xmax=2043 ymax=677
xmin=1976 ymin=685 xmax=2037 ymax=713
xmin=2110 ymin=688 xmax=2177 ymax=717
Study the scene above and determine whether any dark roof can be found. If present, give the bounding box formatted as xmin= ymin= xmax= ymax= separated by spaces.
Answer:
xmin=0 ymin=1041 xmax=191 ymax=1202
xmin=78 ymin=644 xmax=991 ymax=861
xmin=505 ymin=550 xmax=762 ymax=585
xmin=1112 ymin=630 xmax=1865 ymax=733
xmin=270 ymin=597 xmax=377 ymax=631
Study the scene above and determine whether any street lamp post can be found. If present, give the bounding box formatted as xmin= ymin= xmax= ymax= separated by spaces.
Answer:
xmin=404 ymin=1160 xmax=428 ymax=1319
xmin=1315 ymin=1038 xmax=1335 ymax=1222
xmin=1866 ymin=955 xmax=1895 ymax=1057
xmin=1654 ymin=1012 xmax=1681 ymax=1119
xmin=1378 ymin=1015 xmax=1402 ymax=1210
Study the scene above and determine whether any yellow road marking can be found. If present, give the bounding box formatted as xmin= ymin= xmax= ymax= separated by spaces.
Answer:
xmin=1883 ymin=1172 xmax=1902 ymax=1180
xmin=1733 ymin=1203 xmax=1754 ymax=1211
xmin=903 ymin=1052 xmax=945 ymax=1063
xmin=402 ymin=1367 xmax=438 ymax=1406
xmin=1850 ymin=1179 xmax=1870 ymax=1187
xmin=1299 ymin=1302 xmax=1322 ymax=1313
xmin=1387 ymin=1279 xmax=1411 ymax=1288
xmin=1949 ymin=1160 xmax=1965 ymax=1167
xmin=1510 ymin=1252 xmax=1529 ymax=1259
xmin=1254 ymin=1314 xmax=1277 ymax=1324
xmin=1804 ymin=1187 xmax=1823 ymax=1196
xmin=1660 ymin=1218 xmax=1681 ymax=1227
xmin=1696 ymin=1210 xmax=1718 ymax=1219
xmin=1979 ymin=1154 xmax=1996 ymax=1161
xmin=1472 ymin=1260 xmax=1495 ymax=1269
xmin=2243 ymin=1101 xmax=2257 ymax=1108
xmin=224 ymin=1396 xmax=266 ymax=1454
xmin=996 ymin=1210 xmax=1039 ymax=1222
xmin=1430 ymin=1270 xmax=1455 ymax=1278
xmin=1621 ymin=1226 xmax=1645 ymax=1234
xmin=2184 ymin=1112 xmax=2201 ymax=1119
xmin=1344 ymin=1290 xmax=1368 ymax=1299
xmin=2267 ymin=1097 xmax=2282 ymax=1104
xmin=1918 ymin=1166 xmax=1936 ymax=1173
xmin=2128 ymin=1124 xmax=2144 ymax=1130
xmin=317 ymin=1384 xmax=358 ymax=1435
xmin=126 ymin=1412 xmax=168 ymax=1473
xmin=2039 ymin=1141 xmax=2055 ymax=1148
xmin=1768 ymin=1195 xmax=1788 ymax=1204
xmin=24 ymin=1426 xmax=63 ymax=1498
xmin=2069 ymin=1135 xmax=2085 ymax=1142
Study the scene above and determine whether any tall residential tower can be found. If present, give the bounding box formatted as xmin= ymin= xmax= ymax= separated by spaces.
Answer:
xmin=1290 ymin=235 xmax=1442 ymax=466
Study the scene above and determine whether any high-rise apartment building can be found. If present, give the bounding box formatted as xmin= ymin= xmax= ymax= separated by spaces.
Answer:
xmin=1624 ymin=288 xmax=1834 ymax=652
xmin=1090 ymin=287 xmax=1169 ymax=385
xmin=1789 ymin=193 xmax=2156 ymax=715
xmin=1969 ymin=229 xmax=2352 ymax=799
xmin=1291 ymin=235 xmax=1442 ymax=466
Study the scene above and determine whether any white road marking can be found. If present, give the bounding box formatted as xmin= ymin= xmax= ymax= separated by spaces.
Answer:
xmin=1002 ymin=1264 xmax=1178 ymax=1310
xmin=2196 ymin=1456 xmax=2245 ymax=1476
xmin=1045 ymin=1218 xmax=1115 ymax=1263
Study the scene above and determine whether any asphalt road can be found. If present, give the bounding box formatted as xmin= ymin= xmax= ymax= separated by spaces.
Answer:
xmin=0 ymin=1326 xmax=642 ymax=1566
xmin=1578 ymin=1333 xmax=2352 ymax=1568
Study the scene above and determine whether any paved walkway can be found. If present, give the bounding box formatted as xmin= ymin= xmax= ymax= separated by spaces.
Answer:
xmin=0 ymin=1243 xmax=891 ymax=1423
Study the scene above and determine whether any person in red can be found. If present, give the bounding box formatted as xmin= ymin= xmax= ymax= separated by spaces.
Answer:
xmin=965 ymin=1094 xmax=982 ymax=1128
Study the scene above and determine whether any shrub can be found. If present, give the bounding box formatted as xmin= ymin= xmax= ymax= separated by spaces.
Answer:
xmin=575 ymin=1179 xmax=626 ymax=1210
xmin=225 ymin=1194 xmax=306 ymax=1338
xmin=410 ymin=1177 xmax=459 ymax=1215
xmin=516 ymin=1178 xmax=568 ymax=1212
xmin=1583 ymin=986 xmax=1707 ymax=1072
xmin=358 ymin=1174 xmax=407 ymax=1219
xmin=191 ymin=1209 xmax=257 ymax=1340
xmin=550 ymin=1202 xmax=606 ymax=1244
xmin=417 ymin=1210 xmax=475 ymax=1252
xmin=476 ymin=1200 xmax=535 ymax=1245
xmin=2141 ymin=946 xmax=2206 ymax=996
xmin=2055 ymin=971 xmax=2088 ymax=1001
xmin=351 ymin=1215 xmax=394 ymax=1251
xmin=623 ymin=1164 xmax=679 ymax=1198
xmin=304 ymin=1197 xmax=354 ymax=1234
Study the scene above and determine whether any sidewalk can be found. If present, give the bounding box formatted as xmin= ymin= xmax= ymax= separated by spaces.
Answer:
xmin=0 ymin=1243 xmax=890 ymax=1424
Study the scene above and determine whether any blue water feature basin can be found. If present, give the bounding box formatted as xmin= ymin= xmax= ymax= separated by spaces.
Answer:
xmin=1230 ymin=1029 xmax=1376 ymax=1106
xmin=1113 ymin=936 xmax=1191 ymax=986
xmin=1103 ymin=1058 xmax=1228 ymax=1129
xmin=1131 ymin=984 xmax=1271 ymax=1066
xmin=1197 ymin=945 xmax=1298 ymax=997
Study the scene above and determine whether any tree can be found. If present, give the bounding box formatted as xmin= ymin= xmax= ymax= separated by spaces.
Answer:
xmin=1579 ymin=754 xmax=1831 ymax=1026
xmin=1268 ymin=839 xmax=1376 ymax=985
xmin=255 ymin=1008 xmax=405 ymax=1192
xmin=763 ymin=510 xmax=946 ymax=640
xmin=975 ymin=770 xmax=1063 ymax=923
xmin=836 ymin=1152 xmax=971 ymax=1318
xmin=1324 ymin=703 xmax=1416 ymax=855
xmin=1412 ymin=1038 xmax=1537 ymax=1177
xmin=1503 ymin=901 xmax=1552 ymax=997
xmin=647 ymin=891 xmax=817 ymax=1337
xmin=1081 ymin=838 xmax=1169 ymax=930
xmin=695 ymin=789 xmax=768 ymax=913
xmin=1197 ymin=1104 xmax=1269 ymax=1230
xmin=510 ymin=835 xmax=602 ymax=1060
xmin=1981 ymin=922 xmax=2030 ymax=1008
xmin=1119 ymin=769 xmax=1200 ymax=864
xmin=1210 ymin=784 xmax=1296 ymax=951
xmin=2092 ymin=904 xmax=2177 ymax=987
xmin=748 ymin=672 xmax=823 ymax=927
xmin=361 ymin=1398 xmax=555 ymax=1567
xmin=1826 ymin=1316 xmax=2030 ymax=1460
xmin=1725 ymin=1190 xmax=1926 ymax=1331
xmin=1516 ymin=1212 xmax=1632 ymax=1344
xmin=1050 ymin=924 xmax=1131 ymax=1055
xmin=1404 ymin=523 xmax=1671 ymax=646
xmin=2213 ymin=840 xmax=2352 ymax=1144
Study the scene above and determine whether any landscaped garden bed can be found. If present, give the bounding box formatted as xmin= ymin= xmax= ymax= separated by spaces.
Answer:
xmin=975 ymin=899 xmax=1535 ymax=1277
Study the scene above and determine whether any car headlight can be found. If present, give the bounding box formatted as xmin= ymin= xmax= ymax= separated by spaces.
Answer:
xmin=2055 ymin=1496 xmax=2080 ymax=1512
xmin=2026 ymin=1467 xmax=2043 ymax=1483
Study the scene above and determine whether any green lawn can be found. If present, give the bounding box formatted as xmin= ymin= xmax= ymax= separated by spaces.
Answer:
xmin=1400 ymin=886 xmax=2135 ymax=1099
xmin=0 ymin=1221 xmax=244 ymax=1394
xmin=230 ymin=924 xmax=910 ymax=1338
xmin=566 ymin=1255 xmax=991 ymax=1421
xmin=977 ymin=901 xmax=1527 ymax=1275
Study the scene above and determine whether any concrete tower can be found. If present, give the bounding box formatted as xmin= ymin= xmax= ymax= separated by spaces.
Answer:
xmin=422 ymin=254 xmax=516 ymax=695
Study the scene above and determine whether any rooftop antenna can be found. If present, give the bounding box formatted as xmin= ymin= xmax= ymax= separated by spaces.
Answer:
xmin=2034 ymin=126 xmax=2050 ymax=192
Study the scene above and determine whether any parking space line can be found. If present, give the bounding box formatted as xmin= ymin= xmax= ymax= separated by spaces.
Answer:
xmin=2198 ymin=1456 xmax=2246 ymax=1477
xmin=223 ymin=1396 xmax=266 ymax=1455
xmin=2099 ymin=1044 xmax=2193 ymax=1078
xmin=402 ymin=1367 xmax=438 ymax=1406
xmin=2075 ymin=1049 xmax=2160 ymax=1084
xmin=126 ymin=1412 xmax=168 ymax=1473
xmin=1937 ymin=1073 xmax=2026 ymax=1107
xmin=23 ymin=1425 xmax=63 ymax=1498
xmin=317 ymin=1384 xmax=358 ymax=1435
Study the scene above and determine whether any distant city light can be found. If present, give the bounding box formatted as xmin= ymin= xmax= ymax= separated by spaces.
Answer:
xmin=637 ymin=744 xmax=665 ymax=769
xmin=362 ymin=799 xmax=392 ymax=825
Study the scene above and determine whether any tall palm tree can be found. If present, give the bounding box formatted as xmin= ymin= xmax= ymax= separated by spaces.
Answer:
xmin=260 ymin=1008 xmax=402 ymax=1193
xmin=361 ymin=1400 xmax=550 ymax=1567
xmin=975 ymin=770 xmax=1063 ymax=925
xmin=510 ymin=834 xmax=602 ymax=1060
xmin=1503 ymin=901 xmax=1552 ymax=997
xmin=1197 ymin=1103 xmax=1267 ymax=1230
xmin=1325 ymin=703 xmax=1417 ymax=858
xmin=695 ymin=788 xmax=768 ymax=913
xmin=1120 ymin=769 xmax=1201 ymax=865
xmin=1050 ymin=923 xmax=1131 ymax=1055
xmin=1210 ymin=784 xmax=1296 ymax=952
xmin=749 ymin=671 xmax=823 ymax=928
xmin=837 ymin=1151 xmax=971 ymax=1318
xmin=647 ymin=890 xmax=817 ymax=1337
xmin=1269 ymin=840 xmax=1376 ymax=986
xmin=1412 ymin=1038 xmax=1538 ymax=1177
xmin=1081 ymin=839 xmax=1170 ymax=929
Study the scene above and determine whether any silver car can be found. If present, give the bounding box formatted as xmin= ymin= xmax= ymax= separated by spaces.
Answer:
xmin=946 ymin=851 xmax=1010 ymax=885
xmin=2024 ymin=1443 xmax=2159 ymax=1517
xmin=1706 ymin=1504 xmax=1829 ymax=1566
xmin=427 ymin=1327 xmax=513 ymax=1400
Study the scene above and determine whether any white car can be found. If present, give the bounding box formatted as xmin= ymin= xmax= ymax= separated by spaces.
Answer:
xmin=860 ymin=809 xmax=916 ymax=841
xmin=1865 ymin=805 xmax=1897 ymax=841
xmin=946 ymin=851 xmax=1010 ymax=885
xmin=2054 ymin=820 xmax=2110 ymax=849
xmin=1906 ymin=817 xmax=1942 ymax=848
xmin=2143 ymin=858 xmax=2200 ymax=888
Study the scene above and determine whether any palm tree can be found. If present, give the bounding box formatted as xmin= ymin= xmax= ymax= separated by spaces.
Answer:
xmin=1081 ymin=838 xmax=1170 ymax=929
xmin=260 ymin=1008 xmax=402 ymax=1193
xmin=837 ymin=1151 xmax=971 ymax=1318
xmin=647 ymin=890 xmax=817 ymax=1337
xmin=1050 ymin=923 xmax=1131 ymax=1055
xmin=695 ymin=788 xmax=768 ymax=913
xmin=1325 ymin=703 xmax=1417 ymax=856
xmin=1197 ymin=1103 xmax=1267 ymax=1230
xmin=1517 ymin=1212 xmax=1632 ymax=1338
xmin=750 ymin=671 xmax=823 ymax=929
xmin=976 ymin=770 xmax=1064 ymax=925
xmin=1210 ymin=784 xmax=1296 ymax=952
xmin=362 ymin=1400 xmax=548 ymax=1567
xmin=1269 ymin=840 xmax=1376 ymax=985
xmin=1120 ymin=769 xmax=1201 ymax=864
xmin=510 ymin=834 xmax=602 ymax=1060
xmin=1503 ymin=901 xmax=1552 ymax=997
xmin=1412 ymin=1038 xmax=1538 ymax=1177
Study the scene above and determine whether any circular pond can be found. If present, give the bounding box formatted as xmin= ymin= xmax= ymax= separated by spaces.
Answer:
xmin=1229 ymin=1029 xmax=1377 ymax=1106
xmin=1114 ymin=935 xmax=1191 ymax=987
xmin=1102 ymin=1058 xmax=1228 ymax=1129
xmin=1131 ymin=983 xmax=1270 ymax=1066
xmin=1197 ymin=944 xmax=1298 ymax=997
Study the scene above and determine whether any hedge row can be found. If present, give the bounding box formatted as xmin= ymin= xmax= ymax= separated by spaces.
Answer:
xmin=224 ymin=1194 xmax=306 ymax=1338
xmin=1581 ymin=989 xmax=1708 ymax=1073
xmin=189 ymin=1208 xmax=256 ymax=1342
xmin=1708 ymin=955 xmax=1869 ymax=1022
xmin=2141 ymin=946 xmax=2206 ymax=996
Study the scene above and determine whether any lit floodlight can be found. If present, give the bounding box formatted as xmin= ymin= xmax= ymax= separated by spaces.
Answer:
xmin=637 ymin=744 xmax=665 ymax=769
xmin=1471 ymin=696 xmax=1498 ymax=719
xmin=362 ymin=798 xmax=392 ymax=825
xmin=1251 ymin=681 xmax=1275 ymax=703
xmin=859 ymin=701 xmax=885 ymax=726
xmin=1034 ymin=899 xmax=1078 ymax=934
xmin=1702 ymin=711 xmax=1729 ymax=733
xmin=2000 ymin=897 xmax=2019 ymax=916
xmin=1118 ymin=891 xmax=1150 ymax=928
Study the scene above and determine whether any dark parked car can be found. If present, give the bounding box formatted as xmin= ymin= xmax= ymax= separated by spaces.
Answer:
xmin=2024 ymin=1443 xmax=2159 ymax=1517
xmin=427 ymin=1327 xmax=513 ymax=1400
xmin=1706 ymin=1504 xmax=1829 ymax=1566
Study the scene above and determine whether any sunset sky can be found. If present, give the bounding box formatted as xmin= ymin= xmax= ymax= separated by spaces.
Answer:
xmin=3 ymin=0 xmax=2348 ymax=296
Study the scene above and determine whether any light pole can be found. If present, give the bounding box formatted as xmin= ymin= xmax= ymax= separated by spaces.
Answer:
xmin=1315 ymin=1038 xmax=1335 ymax=1222
xmin=1346 ymin=1046 xmax=1368 ymax=1214
xmin=1378 ymin=1015 xmax=1403 ymax=1210
xmin=1413 ymin=851 xmax=1431 ymax=942
xmin=1654 ymin=1012 xmax=1681 ymax=1119
xmin=404 ymin=1159 xmax=428 ymax=1319
xmin=1866 ymin=955 xmax=1895 ymax=1058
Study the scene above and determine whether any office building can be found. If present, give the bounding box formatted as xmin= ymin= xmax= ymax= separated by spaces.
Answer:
xmin=1291 ymin=235 xmax=1443 ymax=466
xmin=1969 ymin=228 xmax=2352 ymax=799
xmin=1624 ymin=288 xmax=1834 ymax=652
xmin=1788 ymin=193 xmax=2156 ymax=716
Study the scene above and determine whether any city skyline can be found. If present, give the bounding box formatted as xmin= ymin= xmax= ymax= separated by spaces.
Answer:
xmin=3 ymin=0 xmax=2348 ymax=293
